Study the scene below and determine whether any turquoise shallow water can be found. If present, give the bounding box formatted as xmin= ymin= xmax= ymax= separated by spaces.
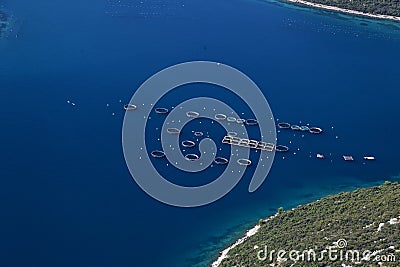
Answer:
xmin=0 ymin=0 xmax=400 ymax=267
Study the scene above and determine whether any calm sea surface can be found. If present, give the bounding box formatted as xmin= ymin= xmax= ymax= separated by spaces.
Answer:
xmin=1 ymin=0 xmax=399 ymax=266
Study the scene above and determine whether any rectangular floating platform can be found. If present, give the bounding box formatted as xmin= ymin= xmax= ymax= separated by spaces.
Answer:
xmin=222 ymin=136 xmax=275 ymax=151
xmin=343 ymin=155 xmax=354 ymax=161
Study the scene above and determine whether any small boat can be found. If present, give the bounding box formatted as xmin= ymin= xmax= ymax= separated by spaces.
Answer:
xmin=364 ymin=156 xmax=375 ymax=160
xmin=343 ymin=155 xmax=354 ymax=161
xmin=316 ymin=154 xmax=324 ymax=159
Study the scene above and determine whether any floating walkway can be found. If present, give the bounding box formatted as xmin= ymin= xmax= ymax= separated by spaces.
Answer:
xmin=222 ymin=135 xmax=275 ymax=151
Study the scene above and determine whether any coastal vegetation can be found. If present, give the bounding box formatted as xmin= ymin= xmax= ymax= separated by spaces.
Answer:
xmin=286 ymin=0 xmax=400 ymax=17
xmin=217 ymin=182 xmax=400 ymax=267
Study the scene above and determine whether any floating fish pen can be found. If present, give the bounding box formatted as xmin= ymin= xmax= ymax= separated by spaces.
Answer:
xmin=227 ymin=131 xmax=238 ymax=137
xmin=236 ymin=119 xmax=246 ymax=124
xmin=215 ymin=114 xmax=227 ymax=121
xmin=343 ymin=155 xmax=354 ymax=161
xmin=214 ymin=157 xmax=229 ymax=165
xmin=186 ymin=111 xmax=200 ymax=118
xmin=124 ymin=104 xmax=137 ymax=111
xmin=182 ymin=140 xmax=196 ymax=148
xmin=227 ymin=117 xmax=237 ymax=123
xmin=278 ymin=122 xmax=291 ymax=129
xmin=291 ymin=125 xmax=301 ymax=131
xmin=167 ymin=128 xmax=180 ymax=134
xmin=194 ymin=131 xmax=204 ymax=137
xmin=237 ymin=158 xmax=252 ymax=166
xmin=151 ymin=150 xmax=165 ymax=158
xmin=245 ymin=119 xmax=258 ymax=126
xmin=309 ymin=127 xmax=323 ymax=134
xmin=276 ymin=145 xmax=289 ymax=152
xmin=155 ymin=107 xmax=169 ymax=114
xmin=300 ymin=126 xmax=310 ymax=131
xmin=185 ymin=154 xmax=200 ymax=161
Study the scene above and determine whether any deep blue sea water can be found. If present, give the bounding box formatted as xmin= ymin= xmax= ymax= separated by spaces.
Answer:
xmin=1 ymin=0 xmax=400 ymax=266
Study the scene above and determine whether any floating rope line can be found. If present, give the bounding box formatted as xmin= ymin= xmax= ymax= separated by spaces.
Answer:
xmin=186 ymin=111 xmax=200 ymax=118
xmin=167 ymin=128 xmax=180 ymax=134
xmin=214 ymin=157 xmax=229 ymax=165
xmin=222 ymin=136 xmax=275 ymax=151
xmin=226 ymin=117 xmax=237 ymax=123
xmin=278 ymin=122 xmax=291 ymax=129
xmin=309 ymin=127 xmax=323 ymax=134
xmin=214 ymin=114 xmax=227 ymax=121
xmin=245 ymin=119 xmax=258 ymax=126
xmin=151 ymin=150 xmax=165 ymax=158
xmin=155 ymin=107 xmax=169 ymax=114
xmin=185 ymin=154 xmax=200 ymax=161
xmin=182 ymin=140 xmax=196 ymax=148
xmin=237 ymin=158 xmax=252 ymax=166
xmin=124 ymin=104 xmax=137 ymax=111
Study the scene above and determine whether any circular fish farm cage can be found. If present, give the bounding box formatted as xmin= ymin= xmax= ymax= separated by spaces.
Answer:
xmin=151 ymin=150 xmax=165 ymax=158
xmin=155 ymin=107 xmax=169 ymax=114
xmin=214 ymin=157 xmax=229 ymax=165
xmin=227 ymin=131 xmax=238 ymax=137
xmin=124 ymin=104 xmax=137 ymax=111
xmin=194 ymin=131 xmax=204 ymax=137
xmin=300 ymin=126 xmax=310 ymax=131
xmin=309 ymin=127 xmax=323 ymax=134
xmin=236 ymin=118 xmax=246 ymax=124
xmin=185 ymin=154 xmax=200 ymax=161
xmin=245 ymin=119 xmax=258 ymax=126
xmin=186 ymin=111 xmax=200 ymax=118
xmin=291 ymin=125 xmax=301 ymax=131
xmin=182 ymin=140 xmax=196 ymax=148
xmin=237 ymin=158 xmax=252 ymax=166
xmin=278 ymin=122 xmax=291 ymax=129
xmin=227 ymin=117 xmax=237 ymax=123
xmin=276 ymin=145 xmax=289 ymax=152
xmin=167 ymin=128 xmax=181 ymax=134
xmin=215 ymin=114 xmax=227 ymax=121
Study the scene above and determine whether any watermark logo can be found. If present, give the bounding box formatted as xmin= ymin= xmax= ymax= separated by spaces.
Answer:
xmin=257 ymin=238 xmax=397 ymax=264
xmin=122 ymin=61 xmax=276 ymax=207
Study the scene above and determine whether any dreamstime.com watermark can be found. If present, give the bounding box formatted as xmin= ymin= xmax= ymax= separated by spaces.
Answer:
xmin=257 ymin=239 xmax=397 ymax=264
